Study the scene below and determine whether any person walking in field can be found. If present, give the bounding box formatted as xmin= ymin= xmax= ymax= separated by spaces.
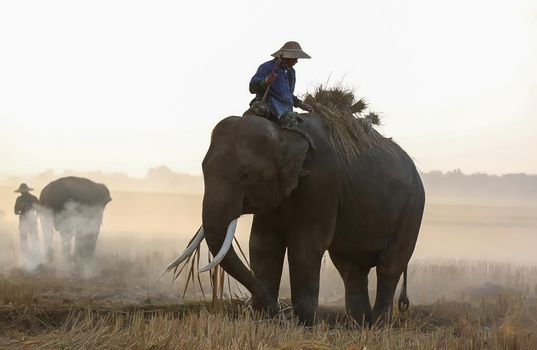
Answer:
xmin=247 ymin=41 xmax=313 ymax=127
xmin=14 ymin=183 xmax=39 ymax=258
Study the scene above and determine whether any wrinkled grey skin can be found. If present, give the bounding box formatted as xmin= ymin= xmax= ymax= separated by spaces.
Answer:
xmin=39 ymin=177 xmax=111 ymax=262
xmin=202 ymin=115 xmax=425 ymax=326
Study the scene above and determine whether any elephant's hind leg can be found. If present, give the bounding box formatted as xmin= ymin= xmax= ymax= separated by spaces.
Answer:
xmin=372 ymin=197 xmax=423 ymax=325
xmin=249 ymin=216 xmax=286 ymax=313
xmin=75 ymin=230 xmax=99 ymax=262
xmin=330 ymin=251 xmax=372 ymax=327
xmin=371 ymin=267 xmax=402 ymax=325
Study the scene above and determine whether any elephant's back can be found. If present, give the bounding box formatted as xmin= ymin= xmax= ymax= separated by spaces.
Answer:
xmin=304 ymin=113 xmax=424 ymax=221
xmin=40 ymin=176 xmax=111 ymax=211
xmin=301 ymin=114 xmax=416 ymax=176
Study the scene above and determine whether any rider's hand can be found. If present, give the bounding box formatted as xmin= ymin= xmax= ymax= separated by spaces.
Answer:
xmin=299 ymin=102 xmax=313 ymax=112
xmin=265 ymin=72 xmax=278 ymax=84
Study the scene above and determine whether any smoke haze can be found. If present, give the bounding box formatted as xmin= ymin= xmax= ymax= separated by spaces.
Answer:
xmin=0 ymin=168 xmax=536 ymax=305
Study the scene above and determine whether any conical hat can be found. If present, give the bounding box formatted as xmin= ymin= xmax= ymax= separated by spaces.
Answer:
xmin=271 ymin=41 xmax=311 ymax=59
xmin=14 ymin=183 xmax=33 ymax=193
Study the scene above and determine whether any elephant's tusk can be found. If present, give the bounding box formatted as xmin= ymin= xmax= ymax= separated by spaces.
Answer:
xmin=198 ymin=219 xmax=237 ymax=273
xmin=166 ymin=226 xmax=205 ymax=271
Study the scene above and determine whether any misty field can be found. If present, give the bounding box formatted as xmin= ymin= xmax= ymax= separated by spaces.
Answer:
xmin=1 ymin=253 xmax=537 ymax=349
xmin=1 ymin=188 xmax=537 ymax=349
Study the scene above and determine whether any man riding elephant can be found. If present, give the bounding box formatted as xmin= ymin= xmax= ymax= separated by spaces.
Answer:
xmin=246 ymin=41 xmax=313 ymax=127
xmin=169 ymin=86 xmax=425 ymax=326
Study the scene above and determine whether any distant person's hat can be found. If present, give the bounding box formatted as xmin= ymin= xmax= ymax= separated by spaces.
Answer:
xmin=14 ymin=183 xmax=33 ymax=193
xmin=271 ymin=41 xmax=311 ymax=59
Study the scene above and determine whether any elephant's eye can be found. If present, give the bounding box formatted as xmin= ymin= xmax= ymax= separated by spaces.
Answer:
xmin=239 ymin=171 xmax=252 ymax=184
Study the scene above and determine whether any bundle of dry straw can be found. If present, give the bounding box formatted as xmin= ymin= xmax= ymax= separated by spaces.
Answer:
xmin=304 ymin=86 xmax=392 ymax=160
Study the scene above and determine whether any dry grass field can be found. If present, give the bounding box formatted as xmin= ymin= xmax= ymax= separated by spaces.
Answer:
xmin=1 ymin=187 xmax=536 ymax=349
xmin=1 ymin=255 xmax=536 ymax=349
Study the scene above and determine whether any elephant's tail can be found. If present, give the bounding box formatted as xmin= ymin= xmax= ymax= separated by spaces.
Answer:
xmin=398 ymin=266 xmax=410 ymax=312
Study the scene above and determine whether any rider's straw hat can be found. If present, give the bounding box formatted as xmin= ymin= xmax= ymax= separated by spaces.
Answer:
xmin=271 ymin=41 xmax=311 ymax=59
xmin=14 ymin=183 xmax=33 ymax=193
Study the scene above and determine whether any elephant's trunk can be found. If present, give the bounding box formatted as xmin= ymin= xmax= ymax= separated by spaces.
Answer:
xmin=202 ymin=187 xmax=279 ymax=315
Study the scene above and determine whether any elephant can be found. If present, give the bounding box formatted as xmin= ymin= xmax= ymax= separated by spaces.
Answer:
xmin=39 ymin=176 xmax=111 ymax=262
xmin=168 ymin=106 xmax=425 ymax=326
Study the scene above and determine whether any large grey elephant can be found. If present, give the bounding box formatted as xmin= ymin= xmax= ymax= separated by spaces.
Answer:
xmin=39 ymin=176 xmax=111 ymax=262
xmin=169 ymin=104 xmax=425 ymax=326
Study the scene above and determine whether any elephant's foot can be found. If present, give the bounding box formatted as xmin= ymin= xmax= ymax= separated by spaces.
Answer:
xmin=371 ymin=305 xmax=394 ymax=327
xmin=251 ymin=294 xmax=280 ymax=318
xmin=292 ymin=300 xmax=318 ymax=326
xmin=72 ymin=260 xmax=98 ymax=278
xmin=45 ymin=249 xmax=55 ymax=263
xmin=347 ymin=306 xmax=372 ymax=328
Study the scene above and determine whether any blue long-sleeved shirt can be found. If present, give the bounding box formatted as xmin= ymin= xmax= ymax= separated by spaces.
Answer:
xmin=249 ymin=59 xmax=300 ymax=119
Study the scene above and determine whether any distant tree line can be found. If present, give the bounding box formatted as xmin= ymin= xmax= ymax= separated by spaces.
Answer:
xmin=420 ymin=169 xmax=537 ymax=202
xmin=2 ymin=167 xmax=536 ymax=202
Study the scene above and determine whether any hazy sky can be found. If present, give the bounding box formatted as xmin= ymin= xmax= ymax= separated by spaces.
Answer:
xmin=1 ymin=0 xmax=536 ymax=177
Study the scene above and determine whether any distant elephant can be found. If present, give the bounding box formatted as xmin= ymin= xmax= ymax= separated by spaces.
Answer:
xmin=169 ymin=111 xmax=425 ymax=326
xmin=39 ymin=176 xmax=111 ymax=262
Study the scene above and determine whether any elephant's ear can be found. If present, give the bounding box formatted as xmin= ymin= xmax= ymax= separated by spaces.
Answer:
xmin=278 ymin=129 xmax=310 ymax=197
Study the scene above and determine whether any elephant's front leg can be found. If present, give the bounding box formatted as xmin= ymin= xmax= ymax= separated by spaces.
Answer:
xmin=40 ymin=211 xmax=55 ymax=260
xmin=287 ymin=241 xmax=324 ymax=326
xmin=249 ymin=216 xmax=286 ymax=312
xmin=60 ymin=230 xmax=74 ymax=259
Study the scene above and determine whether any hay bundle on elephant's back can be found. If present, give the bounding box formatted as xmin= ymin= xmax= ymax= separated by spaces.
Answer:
xmin=304 ymin=86 xmax=395 ymax=160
